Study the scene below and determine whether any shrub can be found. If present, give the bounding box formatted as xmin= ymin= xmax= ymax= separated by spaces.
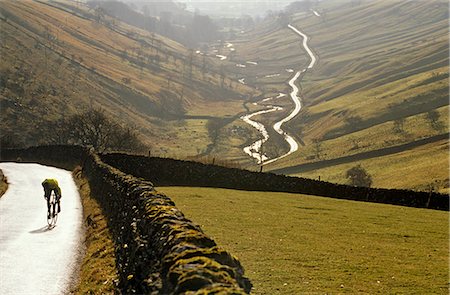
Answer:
xmin=346 ymin=164 xmax=372 ymax=187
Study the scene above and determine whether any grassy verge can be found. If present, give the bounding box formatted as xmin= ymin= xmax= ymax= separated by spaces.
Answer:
xmin=72 ymin=167 xmax=119 ymax=294
xmin=0 ymin=169 xmax=7 ymax=198
xmin=159 ymin=186 xmax=449 ymax=294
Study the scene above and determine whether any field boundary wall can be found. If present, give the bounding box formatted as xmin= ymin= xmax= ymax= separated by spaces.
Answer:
xmin=101 ymin=153 xmax=449 ymax=211
xmin=0 ymin=146 xmax=251 ymax=294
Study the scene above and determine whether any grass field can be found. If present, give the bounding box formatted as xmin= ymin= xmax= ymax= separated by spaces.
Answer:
xmin=159 ymin=186 xmax=449 ymax=294
xmin=291 ymin=139 xmax=450 ymax=194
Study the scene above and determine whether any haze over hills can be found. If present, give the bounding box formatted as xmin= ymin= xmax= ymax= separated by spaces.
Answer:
xmin=221 ymin=0 xmax=449 ymax=192
xmin=1 ymin=2 xmax=448 ymax=294
xmin=122 ymin=0 xmax=293 ymax=18
xmin=0 ymin=0 xmax=448 ymax=192
xmin=0 ymin=0 xmax=255 ymax=156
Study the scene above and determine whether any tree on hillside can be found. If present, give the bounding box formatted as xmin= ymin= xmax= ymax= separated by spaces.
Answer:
xmin=201 ymin=54 xmax=208 ymax=79
xmin=277 ymin=12 xmax=291 ymax=27
xmin=94 ymin=6 xmax=105 ymax=23
xmin=0 ymin=133 xmax=25 ymax=149
xmin=187 ymin=14 xmax=219 ymax=46
xmin=393 ymin=117 xmax=406 ymax=135
xmin=219 ymin=65 xmax=226 ymax=88
xmin=312 ymin=138 xmax=322 ymax=160
xmin=46 ymin=109 xmax=146 ymax=153
xmin=346 ymin=164 xmax=372 ymax=187
xmin=186 ymin=49 xmax=194 ymax=80
xmin=426 ymin=110 xmax=444 ymax=132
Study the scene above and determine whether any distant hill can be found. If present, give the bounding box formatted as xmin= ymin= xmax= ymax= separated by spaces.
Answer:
xmin=1 ymin=0 xmax=448 ymax=192
xmin=0 ymin=0 xmax=254 ymax=156
xmin=223 ymin=0 xmax=449 ymax=192
xmin=88 ymin=0 xmax=221 ymax=47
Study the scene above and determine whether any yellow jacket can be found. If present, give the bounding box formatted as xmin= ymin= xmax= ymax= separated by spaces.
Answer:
xmin=42 ymin=179 xmax=61 ymax=198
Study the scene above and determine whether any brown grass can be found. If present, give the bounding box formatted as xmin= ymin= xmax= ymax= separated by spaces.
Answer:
xmin=71 ymin=167 xmax=118 ymax=294
xmin=0 ymin=169 xmax=8 ymax=198
xmin=1 ymin=0 xmax=254 ymax=153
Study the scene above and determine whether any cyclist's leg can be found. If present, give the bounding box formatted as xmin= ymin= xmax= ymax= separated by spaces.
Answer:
xmin=52 ymin=202 xmax=57 ymax=217
xmin=47 ymin=197 xmax=51 ymax=219
xmin=44 ymin=186 xmax=51 ymax=217
xmin=55 ymin=190 xmax=61 ymax=213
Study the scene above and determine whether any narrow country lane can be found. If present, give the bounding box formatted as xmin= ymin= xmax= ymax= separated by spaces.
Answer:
xmin=241 ymin=22 xmax=317 ymax=165
xmin=241 ymin=106 xmax=283 ymax=163
xmin=0 ymin=163 xmax=83 ymax=295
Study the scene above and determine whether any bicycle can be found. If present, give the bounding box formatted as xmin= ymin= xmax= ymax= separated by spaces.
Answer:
xmin=46 ymin=192 xmax=59 ymax=228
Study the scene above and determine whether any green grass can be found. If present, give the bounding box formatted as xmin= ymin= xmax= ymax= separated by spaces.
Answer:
xmin=270 ymin=104 xmax=449 ymax=167
xmin=158 ymin=186 xmax=449 ymax=294
xmin=153 ymin=119 xmax=212 ymax=157
xmin=291 ymin=139 xmax=450 ymax=194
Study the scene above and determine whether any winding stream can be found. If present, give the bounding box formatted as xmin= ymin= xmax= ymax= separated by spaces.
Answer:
xmin=242 ymin=23 xmax=317 ymax=165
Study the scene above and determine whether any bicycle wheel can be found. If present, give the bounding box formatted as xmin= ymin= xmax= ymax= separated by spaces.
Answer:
xmin=47 ymin=207 xmax=54 ymax=227
xmin=52 ymin=202 xmax=58 ymax=225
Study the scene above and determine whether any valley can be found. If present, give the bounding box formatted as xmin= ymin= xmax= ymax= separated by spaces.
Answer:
xmin=219 ymin=0 xmax=449 ymax=192
xmin=1 ymin=0 xmax=448 ymax=192
xmin=0 ymin=0 xmax=255 ymax=157
xmin=1 ymin=1 xmax=448 ymax=294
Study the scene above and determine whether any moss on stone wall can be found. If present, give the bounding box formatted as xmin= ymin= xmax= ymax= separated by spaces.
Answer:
xmin=1 ymin=146 xmax=251 ymax=294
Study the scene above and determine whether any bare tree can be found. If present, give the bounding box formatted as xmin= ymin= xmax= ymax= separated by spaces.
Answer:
xmin=94 ymin=6 xmax=105 ymax=24
xmin=426 ymin=110 xmax=444 ymax=132
xmin=312 ymin=138 xmax=322 ymax=160
xmin=219 ymin=65 xmax=226 ymax=88
xmin=46 ymin=109 xmax=146 ymax=153
xmin=186 ymin=49 xmax=194 ymax=80
xmin=0 ymin=132 xmax=25 ymax=149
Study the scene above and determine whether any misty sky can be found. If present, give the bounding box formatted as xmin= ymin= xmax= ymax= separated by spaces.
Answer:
xmin=124 ymin=0 xmax=295 ymax=17
xmin=180 ymin=0 xmax=293 ymax=16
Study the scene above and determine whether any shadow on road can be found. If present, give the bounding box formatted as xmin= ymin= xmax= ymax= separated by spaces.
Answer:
xmin=29 ymin=225 xmax=54 ymax=234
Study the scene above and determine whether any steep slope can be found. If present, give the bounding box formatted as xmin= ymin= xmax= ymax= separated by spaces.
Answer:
xmin=0 ymin=0 xmax=254 ymax=156
xmin=227 ymin=0 xmax=449 ymax=191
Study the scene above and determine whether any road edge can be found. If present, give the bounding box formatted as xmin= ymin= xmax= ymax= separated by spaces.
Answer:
xmin=0 ymin=169 xmax=8 ymax=198
xmin=71 ymin=166 xmax=119 ymax=294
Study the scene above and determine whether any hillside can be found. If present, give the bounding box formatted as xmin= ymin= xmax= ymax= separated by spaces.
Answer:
xmin=0 ymin=0 xmax=255 ymax=156
xmin=1 ymin=0 xmax=448 ymax=192
xmin=222 ymin=0 xmax=449 ymax=192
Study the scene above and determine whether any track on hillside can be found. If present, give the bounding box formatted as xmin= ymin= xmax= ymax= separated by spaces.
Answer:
xmin=269 ymin=133 xmax=449 ymax=175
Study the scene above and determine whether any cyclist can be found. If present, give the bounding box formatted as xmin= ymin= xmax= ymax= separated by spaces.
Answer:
xmin=42 ymin=179 xmax=62 ymax=218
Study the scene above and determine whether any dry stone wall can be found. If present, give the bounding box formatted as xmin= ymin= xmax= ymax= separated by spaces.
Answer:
xmin=0 ymin=146 xmax=251 ymax=294
xmin=101 ymin=153 xmax=449 ymax=211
